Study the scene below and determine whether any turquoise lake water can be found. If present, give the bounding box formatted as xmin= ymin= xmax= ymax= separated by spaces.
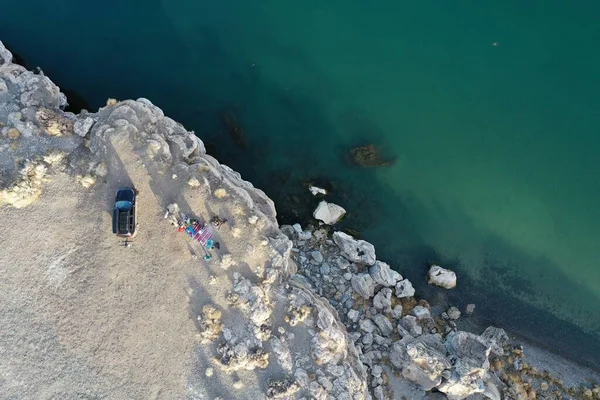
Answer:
xmin=2 ymin=1 xmax=599 ymax=366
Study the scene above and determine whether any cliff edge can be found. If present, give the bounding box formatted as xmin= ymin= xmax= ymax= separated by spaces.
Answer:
xmin=1 ymin=41 xmax=598 ymax=400
xmin=0 ymin=41 xmax=366 ymax=399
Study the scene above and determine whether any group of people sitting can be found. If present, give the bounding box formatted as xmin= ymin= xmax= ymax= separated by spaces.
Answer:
xmin=165 ymin=204 xmax=229 ymax=261
xmin=177 ymin=215 xmax=228 ymax=260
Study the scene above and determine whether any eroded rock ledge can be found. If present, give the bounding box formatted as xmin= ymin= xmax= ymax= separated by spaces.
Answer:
xmin=1 ymin=41 xmax=598 ymax=400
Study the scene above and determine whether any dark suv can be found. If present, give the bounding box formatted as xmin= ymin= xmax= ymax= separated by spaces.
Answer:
xmin=112 ymin=187 xmax=137 ymax=237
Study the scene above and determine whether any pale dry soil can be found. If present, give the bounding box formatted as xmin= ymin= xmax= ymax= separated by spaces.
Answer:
xmin=0 ymin=134 xmax=276 ymax=400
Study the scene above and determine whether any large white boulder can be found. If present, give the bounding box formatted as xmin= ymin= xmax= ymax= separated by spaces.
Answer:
xmin=403 ymin=342 xmax=451 ymax=390
xmin=438 ymin=331 xmax=491 ymax=399
xmin=369 ymin=261 xmax=402 ymax=287
xmin=479 ymin=327 xmax=509 ymax=356
xmin=351 ymin=273 xmax=376 ymax=299
xmin=427 ymin=265 xmax=457 ymax=289
xmin=313 ymin=201 xmax=346 ymax=225
xmin=395 ymin=279 xmax=415 ymax=298
xmin=333 ymin=232 xmax=376 ymax=265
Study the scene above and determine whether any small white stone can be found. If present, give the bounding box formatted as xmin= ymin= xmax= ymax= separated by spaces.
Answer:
xmin=447 ymin=306 xmax=461 ymax=320
xmin=372 ymin=314 xmax=393 ymax=336
xmin=298 ymin=230 xmax=312 ymax=240
xmin=391 ymin=305 xmax=403 ymax=319
xmin=233 ymin=380 xmax=243 ymax=389
xmin=74 ymin=117 xmax=94 ymax=137
xmin=465 ymin=304 xmax=476 ymax=315
xmin=309 ymin=186 xmax=327 ymax=196
xmin=347 ymin=309 xmax=360 ymax=322
xmin=412 ymin=305 xmax=431 ymax=320
xmin=371 ymin=365 xmax=383 ymax=377
xmin=205 ymin=367 xmax=214 ymax=377
xmin=360 ymin=319 xmax=376 ymax=333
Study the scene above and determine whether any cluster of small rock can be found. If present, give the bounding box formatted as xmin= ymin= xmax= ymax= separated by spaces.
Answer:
xmin=283 ymin=281 xmax=370 ymax=399
xmin=282 ymin=222 xmax=510 ymax=399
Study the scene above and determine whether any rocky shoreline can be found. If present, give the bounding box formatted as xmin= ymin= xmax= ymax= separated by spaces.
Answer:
xmin=282 ymin=220 xmax=600 ymax=399
xmin=1 ymin=40 xmax=599 ymax=399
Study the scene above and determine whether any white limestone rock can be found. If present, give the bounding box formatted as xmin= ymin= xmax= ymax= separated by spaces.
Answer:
xmin=438 ymin=331 xmax=491 ymax=399
xmin=465 ymin=304 xmax=476 ymax=315
xmin=402 ymin=315 xmax=422 ymax=337
xmin=391 ymin=305 xmax=403 ymax=320
xmin=395 ymin=279 xmax=415 ymax=298
xmin=332 ymin=232 xmax=376 ymax=266
xmin=310 ymin=251 xmax=324 ymax=263
xmin=309 ymin=185 xmax=327 ymax=196
xmin=360 ymin=319 xmax=377 ymax=333
xmin=428 ymin=265 xmax=457 ymax=289
xmin=292 ymin=223 xmax=303 ymax=234
xmin=270 ymin=337 xmax=293 ymax=371
xmin=347 ymin=309 xmax=360 ymax=322
xmin=483 ymin=380 xmax=502 ymax=400
xmin=372 ymin=314 xmax=393 ymax=337
xmin=412 ymin=305 xmax=431 ymax=320
xmin=369 ymin=261 xmax=401 ymax=287
xmin=350 ymin=273 xmax=376 ymax=299
xmin=74 ymin=116 xmax=95 ymax=137
xmin=374 ymin=385 xmax=386 ymax=400
xmin=390 ymin=341 xmax=408 ymax=369
xmin=403 ymin=342 xmax=451 ymax=391
xmin=479 ymin=326 xmax=509 ymax=356
xmin=298 ymin=230 xmax=312 ymax=240
xmin=447 ymin=306 xmax=461 ymax=320
xmin=313 ymin=201 xmax=346 ymax=225
xmin=317 ymin=307 xmax=336 ymax=331
xmin=311 ymin=320 xmax=347 ymax=365
xmin=371 ymin=365 xmax=383 ymax=378
xmin=372 ymin=288 xmax=392 ymax=312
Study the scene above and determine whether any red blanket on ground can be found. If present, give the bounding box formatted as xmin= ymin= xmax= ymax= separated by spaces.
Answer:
xmin=185 ymin=224 xmax=212 ymax=246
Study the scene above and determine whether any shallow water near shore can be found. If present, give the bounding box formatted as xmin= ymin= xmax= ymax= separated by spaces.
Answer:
xmin=2 ymin=1 xmax=600 ymax=366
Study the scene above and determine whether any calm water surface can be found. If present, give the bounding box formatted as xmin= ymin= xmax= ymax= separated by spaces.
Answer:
xmin=2 ymin=0 xmax=599 ymax=365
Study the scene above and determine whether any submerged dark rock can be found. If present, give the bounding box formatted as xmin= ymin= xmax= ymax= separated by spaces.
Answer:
xmin=220 ymin=107 xmax=248 ymax=150
xmin=347 ymin=143 xmax=395 ymax=168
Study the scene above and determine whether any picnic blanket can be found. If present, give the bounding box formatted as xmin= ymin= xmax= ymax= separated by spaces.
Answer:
xmin=185 ymin=224 xmax=213 ymax=247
